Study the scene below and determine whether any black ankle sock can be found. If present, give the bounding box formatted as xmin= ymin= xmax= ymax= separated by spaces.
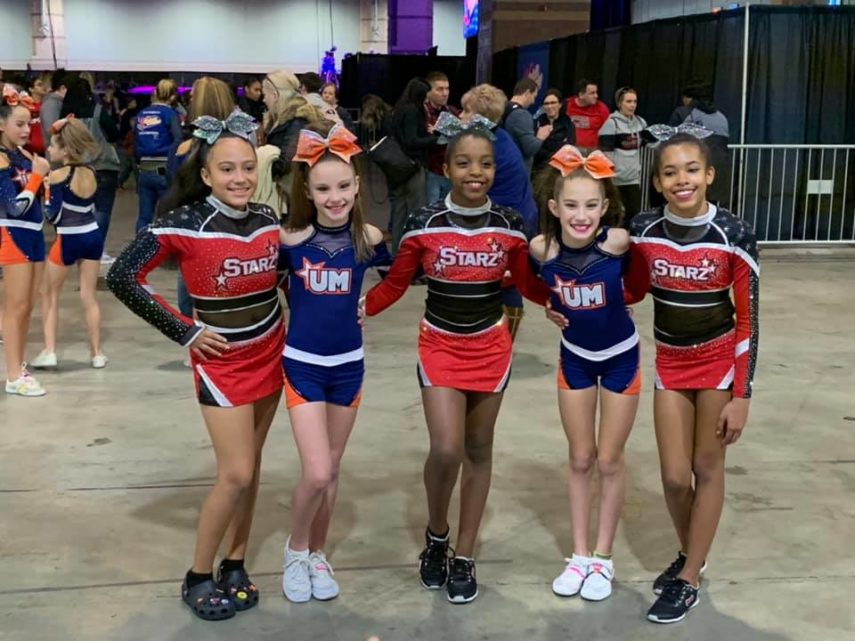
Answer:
xmin=427 ymin=526 xmax=450 ymax=540
xmin=186 ymin=570 xmax=213 ymax=589
xmin=219 ymin=558 xmax=245 ymax=573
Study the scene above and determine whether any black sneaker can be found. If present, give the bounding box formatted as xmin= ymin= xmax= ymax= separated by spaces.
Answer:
xmin=647 ymin=578 xmax=699 ymax=623
xmin=418 ymin=528 xmax=450 ymax=589
xmin=653 ymin=552 xmax=708 ymax=595
xmin=447 ymin=557 xmax=478 ymax=604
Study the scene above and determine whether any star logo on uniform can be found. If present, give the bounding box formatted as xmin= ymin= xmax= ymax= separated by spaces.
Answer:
xmin=213 ymin=270 xmax=229 ymax=290
xmin=266 ymin=239 xmax=278 ymax=256
xmin=433 ymin=257 xmax=445 ymax=275
xmin=699 ymin=254 xmax=717 ymax=273
xmin=295 ymin=257 xmax=326 ymax=282
xmin=551 ymin=276 xmax=575 ymax=297
xmin=487 ymin=239 xmax=505 ymax=259
xmin=11 ymin=167 xmax=30 ymax=189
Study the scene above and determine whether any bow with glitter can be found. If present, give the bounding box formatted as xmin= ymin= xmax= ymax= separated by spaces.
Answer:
xmin=293 ymin=125 xmax=362 ymax=167
xmin=50 ymin=114 xmax=76 ymax=135
xmin=645 ymin=123 xmax=713 ymax=142
xmin=548 ymin=145 xmax=616 ymax=180
xmin=2 ymin=84 xmax=35 ymax=109
xmin=434 ymin=111 xmax=496 ymax=144
xmin=192 ymin=110 xmax=258 ymax=146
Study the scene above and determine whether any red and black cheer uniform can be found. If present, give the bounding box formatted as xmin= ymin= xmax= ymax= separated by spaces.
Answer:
xmin=365 ymin=195 xmax=550 ymax=392
xmin=45 ymin=166 xmax=104 ymax=265
xmin=628 ymin=205 xmax=759 ymax=397
xmin=107 ymin=195 xmax=285 ymax=407
xmin=0 ymin=145 xmax=45 ymax=264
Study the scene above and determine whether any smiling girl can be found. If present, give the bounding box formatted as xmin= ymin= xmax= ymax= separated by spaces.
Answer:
xmin=108 ymin=111 xmax=284 ymax=621
xmin=278 ymin=123 xmax=390 ymax=603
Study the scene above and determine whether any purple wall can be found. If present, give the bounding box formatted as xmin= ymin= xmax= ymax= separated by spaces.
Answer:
xmin=388 ymin=0 xmax=434 ymax=54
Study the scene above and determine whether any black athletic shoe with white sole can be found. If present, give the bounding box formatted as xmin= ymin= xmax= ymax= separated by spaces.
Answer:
xmin=647 ymin=579 xmax=699 ymax=623
xmin=418 ymin=528 xmax=450 ymax=589
xmin=447 ymin=557 xmax=478 ymax=604
xmin=653 ymin=552 xmax=708 ymax=595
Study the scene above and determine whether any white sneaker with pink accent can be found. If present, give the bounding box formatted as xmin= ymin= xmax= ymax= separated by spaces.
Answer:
xmin=581 ymin=557 xmax=614 ymax=601
xmin=552 ymin=554 xmax=591 ymax=597
xmin=308 ymin=551 xmax=340 ymax=601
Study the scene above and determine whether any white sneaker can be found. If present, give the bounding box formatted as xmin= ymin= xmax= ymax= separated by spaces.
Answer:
xmin=308 ymin=551 xmax=340 ymax=601
xmin=29 ymin=351 xmax=58 ymax=369
xmin=100 ymin=253 xmax=115 ymax=264
xmin=282 ymin=541 xmax=312 ymax=603
xmin=91 ymin=353 xmax=109 ymax=369
xmin=6 ymin=371 xmax=46 ymax=397
xmin=580 ymin=558 xmax=614 ymax=601
xmin=552 ymin=554 xmax=591 ymax=597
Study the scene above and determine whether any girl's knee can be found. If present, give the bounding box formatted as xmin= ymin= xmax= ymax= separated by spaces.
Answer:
xmin=570 ymin=449 xmax=596 ymax=475
xmin=597 ymin=452 xmax=624 ymax=477
xmin=692 ymin=453 xmax=724 ymax=484
xmin=661 ymin=468 xmax=693 ymax=496
xmin=429 ymin=442 xmax=463 ymax=471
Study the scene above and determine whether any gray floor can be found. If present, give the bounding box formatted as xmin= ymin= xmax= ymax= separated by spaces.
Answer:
xmin=1 ymin=190 xmax=854 ymax=641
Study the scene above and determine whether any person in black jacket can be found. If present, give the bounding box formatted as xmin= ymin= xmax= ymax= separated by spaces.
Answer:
xmin=533 ymin=88 xmax=575 ymax=171
xmin=389 ymin=78 xmax=435 ymax=253
xmin=237 ymin=77 xmax=265 ymax=124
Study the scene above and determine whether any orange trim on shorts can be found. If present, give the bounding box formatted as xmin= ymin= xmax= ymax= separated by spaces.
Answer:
xmin=349 ymin=391 xmax=362 ymax=408
xmin=48 ymin=236 xmax=63 ymax=266
xmin=0 ymin=228 xmax=28 ymax=265
xmin=283 ymin=372 xmax=308 ymax=409
xmin=623 ymin=367 xmax=642 ymax=395
xmin=557 ymin=366 xmax=572 ymax=391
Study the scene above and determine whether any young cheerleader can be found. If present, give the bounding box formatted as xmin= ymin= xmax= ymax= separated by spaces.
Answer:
xmin=629 ymin=132 xmax=759 ymax=623
xmin=530 ymin=145 xmax=645 ymax=602
xmin=278 ymin=123 xmax=391 ymax=603
xmin=107 ymin=112 xmax=283 ymax=621
xmin=30 ymin=117 xmax=107 ymax=369
xmin=361 ymin=117 xmax=550 ymax=604
xmin=1 ymin=84 xmax=51 ymax=396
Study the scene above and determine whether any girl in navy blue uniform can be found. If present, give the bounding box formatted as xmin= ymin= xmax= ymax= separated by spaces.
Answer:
xmin=279 ymin=123 xmax=390 ymax=603
xmin=531 ymin=145 xmax=646 ymax=602
xmin=1 ymin=85 xmax=51 ymax=396
xmin=30 ymin=117 xmax=107 ymax=370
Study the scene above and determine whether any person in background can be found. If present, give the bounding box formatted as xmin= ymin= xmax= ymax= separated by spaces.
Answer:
xmin=681 ymin=84 xmax=730 ymax=205
xmin=668 ymin=83 xmax=698 ymax=127
xmin=319 ymin=82 xmax=355 ymax=133
xmin=238 ymin=76 xmax=265 ymax=124
xmin=23 ymin=72 xmax=52 ymax=156
xmin=101 ymin=80 xmax=121 ymax=120
xmin=423 ymin=71 xmax=458 ymax=204
xmin=299 ymin=72 xmax=324 ymax=103
xmin=59 ymin=77 xmax=121 ymax=262
xmin=598 ymin=87 xmax=647 ymax=226
xmin=359 ymin=94 xmax=394 ymax=146
xmin=263 ymin=70 xmax=320 ymax=153
xmin=502 ymin=77 xmax=552 ymax=173
xmin=565 ymin=79 xmax=610 ymax=152
xmin=533 ymin=88 xmax=575 ymax=171
xmin=117 ymin=96 xmax=139 ymax=190
xmin=133 ymin=78 xmax=182 ymax=232
xmin=40 ymin=69 xmax=68 ymax=146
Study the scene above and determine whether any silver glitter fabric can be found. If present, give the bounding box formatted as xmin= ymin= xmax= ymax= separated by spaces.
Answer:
xmin=434 ymin=111 xmax=497 ymax=144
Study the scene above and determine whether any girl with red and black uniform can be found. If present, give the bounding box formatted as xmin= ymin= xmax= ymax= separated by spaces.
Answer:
xmin=628 ymin=132 xmax=759 ymax=623
xmin=1 ymin=84 xmax=51 ymax=397
xmin=361 ymin=117 xmax=550 ymax=604
xmin=107 ymin=112 xmax=283 ymax=622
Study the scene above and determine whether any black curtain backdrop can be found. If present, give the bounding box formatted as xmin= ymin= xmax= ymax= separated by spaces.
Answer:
xmin=340 ymin=53 xmax=475 ymax=109
xmin=497 ymin=6 xmax=855 ymax=145
xmin=590 ymin=0 xmax=631 ymax=31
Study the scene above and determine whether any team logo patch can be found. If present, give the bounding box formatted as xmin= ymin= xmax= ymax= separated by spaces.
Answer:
xmin=296 ymin=257 xmax=352 ymax=294
xmin=652 ymin=254 xmax=717 ymax=281
xmin=551 ymin=277 xmax=606 ymax=309
xmin=433 ymin=239 xmax=505 ymax=275
xmin=137 ymin=114 xmax=163 ymax=130
xmin=214 ymin=242 xmax=278 ymax=290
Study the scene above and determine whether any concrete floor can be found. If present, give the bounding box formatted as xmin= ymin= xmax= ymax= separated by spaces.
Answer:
xmin=1 ymin=190 xmax=854 ymax=641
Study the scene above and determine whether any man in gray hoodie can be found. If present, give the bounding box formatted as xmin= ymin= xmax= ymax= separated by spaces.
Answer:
xmin=40 ymin=69 xmax=69 ymax=152
xmin=501 ymin=77 xmax=552 ymax=173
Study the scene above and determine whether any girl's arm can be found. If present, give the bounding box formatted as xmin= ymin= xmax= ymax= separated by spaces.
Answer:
xmin=622 ymin=241 xmax=650 ymax=305
xmin=364 ymin=230 xmax=423 ymax=316
xmin=730 ymin=223 xmax=760 ymax=399
xmin=106 ymin=214 xmax=202 ymax=347
xmin=0 ymin=152 xmax=47 ymax=218
xmin=508 ymin=237 xmax=552 ymax=306
xmin=365 ymin=224 xmax=393 ymax=268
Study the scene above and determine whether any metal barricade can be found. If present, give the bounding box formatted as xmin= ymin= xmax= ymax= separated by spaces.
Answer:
xmin=639 ymin=143 xmax=855 ymax=244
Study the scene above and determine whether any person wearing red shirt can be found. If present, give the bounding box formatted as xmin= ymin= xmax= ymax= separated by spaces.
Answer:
xmin=25 ymin=72 xmax=52 ymax=156
xmin=565 ymin=80 xmax=610 ymax=152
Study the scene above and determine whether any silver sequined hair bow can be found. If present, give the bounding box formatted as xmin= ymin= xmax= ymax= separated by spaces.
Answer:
xmin=645 ymin=123 xmax=714 ymax=142
xmin=192 ymin=110 xmax=258 ymax=146
xmin=434 ymin=111 xmax=497 ymax=144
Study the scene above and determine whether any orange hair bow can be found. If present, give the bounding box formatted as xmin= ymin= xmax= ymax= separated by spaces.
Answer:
xmin=50 ymin=114 xmax=76 ymax=135
xmin=293 ymin=125 xmax=362 ymax=167
xmin=548 ymin=145 xmax=616 ymax=180
xmin=2 ymin=84 xmax=35 ymax=110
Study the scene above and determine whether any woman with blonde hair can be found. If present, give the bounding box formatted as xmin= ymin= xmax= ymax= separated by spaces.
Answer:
xmin=262 ymin=70 xmax=320 ymax=152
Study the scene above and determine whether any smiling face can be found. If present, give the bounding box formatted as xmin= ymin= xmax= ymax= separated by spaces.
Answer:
xmin=200 ymin=137 xmax=258 ymax=209
xmin=444 ymin=134 xmax=496 ymax=208
xmin=306 ymin=156 xmax=359 ymax=226
xmin=542 ymin=94 xmax=561 ymax=120
xmin=0 ymin=105 xmax=31 ymax=148
xmin=653 ymin=142 xmax=715 ymax=218
xmin=549 ymin=174 xmax=609 ymax=246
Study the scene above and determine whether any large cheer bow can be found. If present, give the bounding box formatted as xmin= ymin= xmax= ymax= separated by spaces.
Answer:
xmin=548 ymin=145 xmax=616 ymax=180
xmin=645 ymin=123 xmax=713 ymax=142
xmin=292 ymin=125 xmax=362 ymax=167
xmin=192 ymin=110 xmax=258 ymax=146
xmin=434 ymin=111 xmax=496 ymax=144
xmin=2 ymin=84 xmax=35 ymax=109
